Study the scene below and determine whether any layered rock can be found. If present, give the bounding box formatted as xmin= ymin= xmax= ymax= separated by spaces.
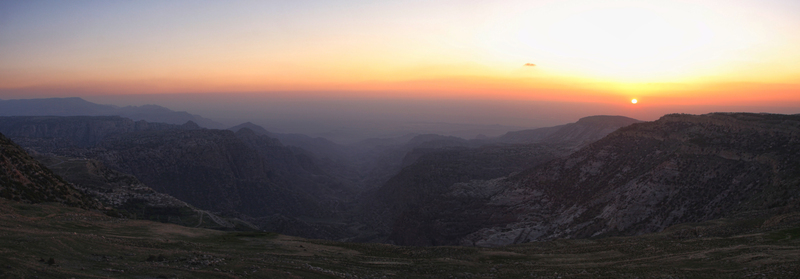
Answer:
xmin=0 ymin=132 xmax=98 ymax=209
xmin=388 ymin=113 xmax=800 ymax=246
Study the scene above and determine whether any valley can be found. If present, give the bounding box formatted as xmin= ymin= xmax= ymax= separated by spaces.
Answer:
xmin=2 ymin=98 xmax=800 ymax=277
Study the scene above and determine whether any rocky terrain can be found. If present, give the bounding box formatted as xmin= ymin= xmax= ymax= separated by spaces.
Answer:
xmin=0 ymin=132 xmax=97 ymax=209
xmin=358 ymin=143 xmax=572 ymax=242
xmin=3 ymin=110 xmax=800 ymax=276
xmin=0 ymin=117 xmax=351 ymax=239
xmin=1 ymin=198 xmax=800 ymax=278
xmin=388 ymin=113 xmax=800 ymax=246
xmin=34 ymin=155 xmax=257 ymax=230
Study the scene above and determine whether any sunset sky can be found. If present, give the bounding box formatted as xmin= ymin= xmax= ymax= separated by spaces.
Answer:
xmin=1 ymin=0 xmax=799 ymax=135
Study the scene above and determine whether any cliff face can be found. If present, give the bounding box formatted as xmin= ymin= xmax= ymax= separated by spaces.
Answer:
xmin=0 ymin=132 xmax=97 ymax=209
xmin=388 ymin=113 xmax=800 ymax=246
xmin=0 ymin=116 xmax=347 ymax=239
xmin=90 ymin=128 xmax=340 ymax=219
xmin=361 ymin=144 xmax=570 ymax=240
xmin=34 ymin=155 xmax=257 ymax=230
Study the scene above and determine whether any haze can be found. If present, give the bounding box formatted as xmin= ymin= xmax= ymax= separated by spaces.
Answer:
xmin=2 ymin=0 xmax=799 ymax=141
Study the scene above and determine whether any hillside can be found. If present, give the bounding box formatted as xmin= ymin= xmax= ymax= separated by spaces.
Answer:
xmin=0 ymin=117 xmax=351 ymax=239
xmin=1 ymin=198 xmax=800 ymax=278
xmin=388 ymin=113 xmax=800 ymax=246
xmin=34 ymin=154 xmax=257 ymax=230
xmin=0 ymin=132 xmax=97 ymax=209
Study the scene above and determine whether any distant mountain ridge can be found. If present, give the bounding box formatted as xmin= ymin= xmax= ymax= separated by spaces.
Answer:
xmin=496 ymin=115 xmax=641 ymax=147
xmin=0 ymin=97 xmax=224 ymax=128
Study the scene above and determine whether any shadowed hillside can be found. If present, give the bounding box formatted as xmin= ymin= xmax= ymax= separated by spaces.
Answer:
xmin=0 ymin=132 xmax=98 ymax=209
xmin=388 ymin=113 xmax=800 ymax=246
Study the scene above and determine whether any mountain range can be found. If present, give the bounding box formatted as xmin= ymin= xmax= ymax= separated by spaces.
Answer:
xmin=3 ymin=96 xmax=799 ymax=255
xmin=2 ymin=111 xmax=800 ymax=277
xmin=0 ymin=97 xmax=224 ymax=128
xmin=386 ymin=113 xmax=800 ymax=246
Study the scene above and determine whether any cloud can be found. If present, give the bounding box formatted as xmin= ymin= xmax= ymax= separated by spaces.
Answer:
xmin=524 ymin=63 xmax=536 ymax=67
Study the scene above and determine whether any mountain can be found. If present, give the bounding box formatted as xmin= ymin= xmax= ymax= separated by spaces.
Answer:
xmin=356 ymin=116 xmax=641 ymax=243
xmin=228 ymin=121 xmax=271 ymax=135
xmin=387 ymin=113 xmax=800 ymax=246
xmin=0 ymin=132 xmax=97 ymax=209
xmin=0 ymin=116 xmax=181 ymax=148
xmin=33 ymin=154 xmax=257 ymax=230
xmin=356 ymin=143 xmax=571 ymax=242
xmin=496 ymin=115 xmax=641 ymax=147
xmin=228 ymin=122 xmax=354 ymax=187
xmin=0 ymin=97 xmax=224 ymax=128
xmin=0 ymin=116 xmax=350 ymax=239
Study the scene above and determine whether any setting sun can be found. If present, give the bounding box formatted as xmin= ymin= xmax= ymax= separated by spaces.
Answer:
xmin=631 ymin=99 xmax=638 ymax=104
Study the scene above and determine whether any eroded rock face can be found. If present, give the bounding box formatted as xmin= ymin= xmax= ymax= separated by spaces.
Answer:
xmin=390 ymin=113 xmax=800 ymax=246
xmin=0 ymin=132 xmax=98 ymax=209
xmin=0 ymin=116 xmax=349 ymax=239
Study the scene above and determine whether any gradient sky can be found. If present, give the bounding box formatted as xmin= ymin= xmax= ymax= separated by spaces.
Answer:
xmin=1 ymin=0 xmax=800 ymax=134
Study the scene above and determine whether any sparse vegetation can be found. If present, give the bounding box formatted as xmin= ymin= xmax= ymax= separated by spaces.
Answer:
xmin=1 ymin=199 xmax=800 ymax=278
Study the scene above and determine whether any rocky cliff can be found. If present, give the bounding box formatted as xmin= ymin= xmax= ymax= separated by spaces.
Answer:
xmin=362 ymin=143 xmax=571 ymax=242
xmin=0 ymin=132 xmax=97 ymax=209
xmin=0 ymin=116 xmax=348 ymax=239
xmin=34 ymin=154 xmax=256 ymax=230
xmin=388 ymin=113 xmax=800 ymax=246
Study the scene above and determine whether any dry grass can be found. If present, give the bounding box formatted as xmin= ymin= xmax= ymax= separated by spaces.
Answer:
xmin=1 ymin=199 xmax=800 ymax=278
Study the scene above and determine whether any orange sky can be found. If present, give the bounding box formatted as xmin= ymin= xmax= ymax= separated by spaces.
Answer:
xmin=1 ymin=0 xmax=800 ymax=109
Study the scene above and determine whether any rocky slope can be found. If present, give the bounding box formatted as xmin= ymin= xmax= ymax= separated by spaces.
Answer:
xmin=389 ymin=113 xmax=800 ymax=246
xmin=33 ymin=154 xmax=256 ymax=230
xmin=358 ymin=143 xmax=571 ymax=242
xmin=0 ymin=116 xmax=349 ymax=239
xmin=0 ymin=132 xmax=97 ymax=209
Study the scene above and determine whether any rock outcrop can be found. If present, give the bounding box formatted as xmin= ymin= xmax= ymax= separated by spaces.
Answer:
xmin=0 ymin=132 xmax=98 ymax=209
xmin=388 ymin=113 xmax=800 ymax=246
xmin=0 ymin=116 xmax=347 ymax=239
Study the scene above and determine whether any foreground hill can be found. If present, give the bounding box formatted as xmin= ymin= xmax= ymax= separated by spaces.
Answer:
xmin=1 ymin=198 xmax=800 ymax=278
xmin=390 ymin=113 xmax=800 ymax=246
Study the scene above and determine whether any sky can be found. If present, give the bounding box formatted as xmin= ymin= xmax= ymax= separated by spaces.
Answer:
xmin=1 ymin=0 xmax=799 ymax=137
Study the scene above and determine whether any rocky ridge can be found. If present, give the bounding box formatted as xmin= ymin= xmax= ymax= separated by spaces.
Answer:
xmin=0 ymin=116 xmax=348 ymax=239
xmin=388 ymin=113 xmax=800 ymax=246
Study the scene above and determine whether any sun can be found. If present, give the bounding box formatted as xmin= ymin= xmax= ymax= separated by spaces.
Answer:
xmin=631 ymin=98 xmax=638 ymax=104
